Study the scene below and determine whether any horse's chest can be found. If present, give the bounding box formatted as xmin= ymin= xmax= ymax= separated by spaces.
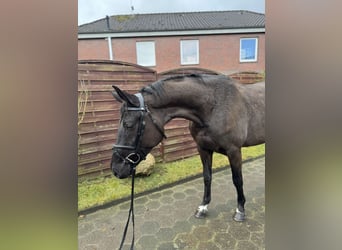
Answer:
xmin=191 ymin=127 xmax=219 ymax=150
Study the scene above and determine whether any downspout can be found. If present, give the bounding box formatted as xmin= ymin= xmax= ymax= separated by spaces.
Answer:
xmin=105 ymin=15 xmax=113 ymax=60
xmin=107 ymin=36 xmax=113 ymax=60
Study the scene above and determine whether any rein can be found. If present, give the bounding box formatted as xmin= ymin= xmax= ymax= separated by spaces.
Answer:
xmin=113 ymin=93 xmax=166 ymax=250
xmin=118 ymin=166 xmax=136 ymax=250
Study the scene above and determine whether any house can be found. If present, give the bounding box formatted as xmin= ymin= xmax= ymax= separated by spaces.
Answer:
xmin=78 ymin=10 xmax=265 ymax=75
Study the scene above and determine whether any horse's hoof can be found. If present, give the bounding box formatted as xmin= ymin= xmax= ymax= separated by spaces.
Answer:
xmin=233 ymin=208 xmax=245 ymax=222
xmin=194 ymin=205 xmax=208 ymax=219
xmin=194 ymin=210 xmax=207 ymax=219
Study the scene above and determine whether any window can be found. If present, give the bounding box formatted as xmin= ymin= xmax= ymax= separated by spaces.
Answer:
xmin=180 ymin=40 xmax=199 ymax=65
xmin=136 ymin=41 xmax=156 ymax=66
xmin=240 ymin=38 xmax=258 ymax=62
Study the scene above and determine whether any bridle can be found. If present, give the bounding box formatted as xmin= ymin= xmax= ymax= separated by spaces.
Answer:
xmin=112 ymin=92 xmax=166 ymax=250
xmin=112 ymin=93 xmax=147 ymax=168
xmin=112 ymin=92 xmax=167 ymax=172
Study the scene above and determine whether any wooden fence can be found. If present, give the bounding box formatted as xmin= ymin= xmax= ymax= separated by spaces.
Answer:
xmin=229 ymin=71 xmax=265 ymax=84
xmin=78 ymin=61 xmax=264 ymax=179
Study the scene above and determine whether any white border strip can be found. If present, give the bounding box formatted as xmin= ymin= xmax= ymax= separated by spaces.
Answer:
xmin=78 ymin=28 xmax=265 ymax=39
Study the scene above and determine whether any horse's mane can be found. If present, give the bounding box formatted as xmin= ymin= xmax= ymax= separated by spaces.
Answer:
xmin=141 ymin=74 xmax=229 ymax=97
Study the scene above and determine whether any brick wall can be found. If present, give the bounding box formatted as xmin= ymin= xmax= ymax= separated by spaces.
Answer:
xmin=78 ymin=33 xmax=265 ymax=74
xmin=78 ymin=39 xmax=109 ymax=60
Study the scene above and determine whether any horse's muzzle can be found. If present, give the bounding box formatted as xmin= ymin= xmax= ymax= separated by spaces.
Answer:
xmin=113 ymin=171 xmax=126 ymax=179
xmin=111 ymin=163 xmax=131 ymax=179
xmin=111 ymin=154 xmax=130 ymax=179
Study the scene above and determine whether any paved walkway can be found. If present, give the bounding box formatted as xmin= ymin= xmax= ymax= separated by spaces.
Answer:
xmin=78 ymin=157 xmax=265 ymax=250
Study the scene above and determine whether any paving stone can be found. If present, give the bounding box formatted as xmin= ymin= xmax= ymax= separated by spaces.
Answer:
xmin=228 ymin=222 xmax=251 ymax=240
xmin=171 ymin=211 xmax=190 ymax=223
xmin=161 ymin=189 xmax=173 ymax=196
xmin=157 ymin=215 xmax=175 ymax=228
xmin=250 ymin=231 xmax=265 ymax=247
xmin=134 ymin=204 xmax=147 ymax=215
xmin=236 ymin=240 xmax=258 ymax=250
xmin=187 ymin=215 xmax=208 ymax=226
xmin=160 ymin=195 xmax=174 ymax=204
xmin=135 ymin=196 xmax=149 ymax=205
xmin=174 ymin=199 xmax=192 ymax=211
xmin=149 ymin=192 xmax=162 ymax=200
xmin=197 ymin=241 xmax=220 ymax=250
xmin=214 ymin=232 xmax=237 ymax=249
xmin=98 ymin=235 xmax=117 ymax=250
xmin=207 ymin=218 xmax=229 ymax=233
xmin=206 ymin=207 xmax=220 ymax=219
xmin=174 ymin=233 xmax=198 ymax=249
xmin=192 ymin=225 xmax=214 ymax=241
xmin=119 ymin=202 xmax=130 ymax=210
xmin=82 ymin=244 xmax=99 ymax=250
xmin=78 ymin=222 xmax=95 ymax=236
xmin=140 ymin=221 xmax=160 ymax=235
xmin=115 ymin=209 xmax=132 ymax=222
xmin=157 ymin=242 xmax=178 ymax=250
xmin=120 ymin=244 xmax=134 ymax=250
xmin=184 ymin=187 xmax=198 ymax=195
xmin=83 ymin=230 xmax=107 ymax=244
xmin=158 ymin=204 xmax=176 ymax=217
xmin=186 ymin=195 xmax=202 ymax=205
xmin=136 ymin=235 xmax=158 ymax=249
xmin=156 ymin=227 xmax=176 ymax=241
xmin=246 ymin=218 xmax=264 ymax=232
xmin=173 ymin=192 xmax=186 ymax=200
xmin=145 ymin=200 xmax=161 ymax=210
xmin=173 ymin=220 xmax=192 ymax=234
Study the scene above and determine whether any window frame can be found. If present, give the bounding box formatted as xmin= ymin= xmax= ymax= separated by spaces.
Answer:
xmin=239 ymin=38 xmax=258 ymax=63
xmin=180 ymin=39 xmax=199 ymax=65
xmin=136 ymin=41 xmax=156 ymax=67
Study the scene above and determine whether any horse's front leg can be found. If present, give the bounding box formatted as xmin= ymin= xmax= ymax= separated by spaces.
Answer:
xmin=194 ymin=148 xmax=213 ymax=218
xmin=227 ymin=147 xmax=246 ymax=221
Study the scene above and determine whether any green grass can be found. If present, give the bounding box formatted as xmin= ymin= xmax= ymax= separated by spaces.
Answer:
xmin=78 ymin=144 xmax=265 ymax=211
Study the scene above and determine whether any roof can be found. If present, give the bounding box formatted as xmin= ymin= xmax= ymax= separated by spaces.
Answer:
xmin=78 ymin=10 xmax=265 ymax=34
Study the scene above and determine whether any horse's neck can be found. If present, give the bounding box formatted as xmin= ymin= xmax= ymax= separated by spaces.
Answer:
xmin=149 ymin=81 xmax=213 ymax=126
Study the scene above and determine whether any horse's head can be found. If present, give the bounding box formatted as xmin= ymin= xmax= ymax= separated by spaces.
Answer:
xmin=110 ymin=86 xmax=166 ymax=179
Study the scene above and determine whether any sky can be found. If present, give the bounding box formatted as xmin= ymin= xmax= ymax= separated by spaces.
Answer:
xmin=78 ymin=0 xmax=265 ymax=25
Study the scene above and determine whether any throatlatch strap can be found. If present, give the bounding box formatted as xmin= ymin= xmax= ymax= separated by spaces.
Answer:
xmin=118 ymin=168 xmax=136 ymax=250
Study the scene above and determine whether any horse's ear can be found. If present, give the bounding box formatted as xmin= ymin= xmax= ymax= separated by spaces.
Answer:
xmin=112 ymin=85 xmax=139 ymax=107
xmin=112 ymin=86 xmax=124 ymax=103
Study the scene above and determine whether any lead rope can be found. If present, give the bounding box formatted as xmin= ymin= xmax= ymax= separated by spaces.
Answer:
xmin=118 ymin=167 xmax=136 ymax=250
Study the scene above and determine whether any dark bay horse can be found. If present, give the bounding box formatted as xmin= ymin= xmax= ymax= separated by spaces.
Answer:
xmin=111 ymin=74 xmax=265 ymax=221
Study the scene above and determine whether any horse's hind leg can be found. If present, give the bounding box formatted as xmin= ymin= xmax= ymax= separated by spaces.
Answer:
xmin=194 ymin=148 xmax=213 ymax=218
xmin=227 ymin=147 xmax=246 ymax=221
